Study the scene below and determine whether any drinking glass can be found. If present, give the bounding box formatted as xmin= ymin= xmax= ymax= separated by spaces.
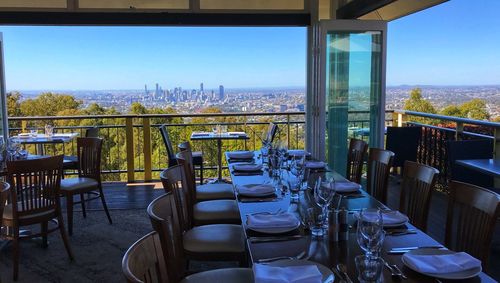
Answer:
xmin=29 ymin=128 xmax=38 ymax=137
xmin=357 ymin=228 xmax=386 ymax=257
xmin=287 ymin=173 xmax=300 ymax=201
xmin=357 ymin=208 xmax=384 ymax=258
xmin=314 ymin=177 xmax=336 ymax=234
xmin=306 ymin=207 xmax=324 ymax=237
xmin=355 ymin=255 xmax=384 ymax=283
xmin=45 ymin=124 xmax=54 ymax=136
xmin=7 ymin=138 xmax=20 ymax=160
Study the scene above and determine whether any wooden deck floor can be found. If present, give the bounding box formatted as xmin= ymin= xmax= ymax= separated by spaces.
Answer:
xmin=87 ymin=178 xmax=499 ymax=280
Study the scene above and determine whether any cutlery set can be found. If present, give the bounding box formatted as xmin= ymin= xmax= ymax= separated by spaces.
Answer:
xmin=387 ymin=245 xmax=445 ymax=254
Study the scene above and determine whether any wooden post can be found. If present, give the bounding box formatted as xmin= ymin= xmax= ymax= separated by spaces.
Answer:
xmin=21 ymin=120 xmax=27 ymax=132
xmin=397 ymin=113 xmax=405 ymax=127
xmin=125 ymin=117 xmax=135 ymax=182
xmin=143 ymin=117 xmax=152 ymax=181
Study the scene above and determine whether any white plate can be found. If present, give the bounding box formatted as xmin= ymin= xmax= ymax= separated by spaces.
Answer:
xmin=381 ymin=210 xmax=409 ymax=228
xmin=267 ymin=259 xmax=334 ymax=283
xmin=247 ymin=216 xmax=301 ymax=234
xmin=401 ymin=248 xmax=482 ymax=280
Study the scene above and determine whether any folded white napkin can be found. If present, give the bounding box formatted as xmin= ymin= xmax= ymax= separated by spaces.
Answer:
xmin=253 ymin=264 xmax=322 ymax=283
xmin=305 ymin=161 xmax=326 ymax=169
xmin=322 ymin=181 xmax=360 ymax=193
xmin=53 ymin=133 xmax=75 ymax=138
xmin=229 ymin=131 xmax=246 ymax=135
xmin=247 ymin=212 xmax=300 ymax=230
xmin=238 ymin=184 xmax=275 ymax=197
xmin=228 ymin=151 xmax=254 ymax=159
xmin=233 ymin=164 xmax=263 ymax=172
xmin=191 ymin=132 xmax=210 ymax=137
xmin=381 ymin=210 xmax=409 ymax=226
xmin=288 ymin=150 xmax=311 ymax=157
xmin=403 ymin=252 xmax=481 ymax=274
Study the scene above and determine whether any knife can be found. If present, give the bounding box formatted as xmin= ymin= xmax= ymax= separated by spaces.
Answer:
xmin=249 ymin=235 xmax=303 ymax=243
xmin=387 ymin=246 xmax=445 ymax=254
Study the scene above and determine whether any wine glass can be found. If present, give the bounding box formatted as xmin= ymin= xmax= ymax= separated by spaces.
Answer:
xmin=314 ymin=177 xmax=336 ymax=234
xmin=7 ymin=138 xmax=20 ymax=160
xmin=357 ymin=208 xmax=384 ymax=258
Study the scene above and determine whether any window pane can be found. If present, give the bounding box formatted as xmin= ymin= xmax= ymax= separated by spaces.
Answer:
xmin=200 ymin=0 xmax=303 ymax=10
xmin=79 ymin=0 xmax=189 ymax=9
xmin=0 ymin=0 xmax=66 ymax=8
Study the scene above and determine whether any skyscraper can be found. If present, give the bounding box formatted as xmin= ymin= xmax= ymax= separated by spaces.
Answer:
xmin=219 ymin=85 xmax=225 ymax=101
xmin=200 ymin=82 xmax=204 ymax=92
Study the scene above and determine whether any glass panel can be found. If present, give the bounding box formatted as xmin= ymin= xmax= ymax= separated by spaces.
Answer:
xmin=0 ymin=34 xmax=7 ymax=142
xmin=79 ymin=0 xmax=189 ymax=9
xmin=200 ymin=0 xmax=303 ymax=10
xmin=325 ymin=31 xmax=382 ymax=175
xmin=0 ymin=0 xmax=66 ymax=8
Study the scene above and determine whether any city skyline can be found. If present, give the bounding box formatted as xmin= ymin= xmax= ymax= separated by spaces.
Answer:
xmin=1 ymin=0 xmax=500 ymax=90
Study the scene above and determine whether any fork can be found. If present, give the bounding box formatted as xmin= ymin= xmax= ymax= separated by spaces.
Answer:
xmin=391 ymin=263 xmax=408 ymax=279
xmin=256 ymin=251 xmax=306 ymax=263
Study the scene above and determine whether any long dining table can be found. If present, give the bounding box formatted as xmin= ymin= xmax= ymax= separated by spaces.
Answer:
xmin=225 ymin=151 xmax=496 ymax=283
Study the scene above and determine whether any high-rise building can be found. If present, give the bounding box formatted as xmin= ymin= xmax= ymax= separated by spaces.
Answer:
xmin=219 ymin=85 xmax=225 ymax=101
xmin=200 ymin=82 xmax=204 ymax=92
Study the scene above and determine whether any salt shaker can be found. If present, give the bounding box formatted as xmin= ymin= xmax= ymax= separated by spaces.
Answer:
xmin=338 ymin=207 xmax=348 ymax=241
xmin=328 ymin=210 xmax=339 ymax=242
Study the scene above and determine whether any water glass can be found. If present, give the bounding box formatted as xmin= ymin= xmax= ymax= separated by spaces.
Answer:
xmin=306 ymin=207 xmax=325 ymax=237
xmin=29 ymin=128 xmax=38 ymax=137
xmin=357 ymin=228 xmax=386 ymax=257
xmin=287 ymin=175 xmax=300 ymax=201
xmin=355 ymin=255 xmax=384 ymax=283
xmin=7 ymin=138 xmax=20 ymax=160
xmin=45 ymin=124 xmax=54 ymax=136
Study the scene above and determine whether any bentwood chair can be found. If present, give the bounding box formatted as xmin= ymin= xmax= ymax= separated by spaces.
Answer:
xmin=366 ymin=148 xmax=395 ymax=205
xmin=4 ymin=155 xmax=74 ymax=280
xmin=445 ymin=181 xmax=500 ymax=271
xmin=122 ymin=231 xmax=252 ymax=283
xmin=178 ymin=142 xmax=235 ymax=201
xmin=158 ymin=167 xmax=247 ymax=266
xmin=346 ymin=138 xmax=368 ymax=184
xmin=63 ymin=127 xmax=99 ymax=171
xmin=399 ymin=161 xmax=439 ymax=232
xmin=176 ymin=148 xmax=240 ymax=225
xmin=160 ymin=124 xmax=205 ymax=183
xmin=60 ymin=137 xmax=112 ymax=235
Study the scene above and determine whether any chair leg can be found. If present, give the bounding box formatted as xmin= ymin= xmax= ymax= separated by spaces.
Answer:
xmin=57 ymin=213 xmax=74 ymax=260
xmin=98 ymin=187 xmax=112 ymax=224
xmin=66 ymin=194 xmax=74 ymax=236
xmin=41 ymin=221 xmax=48 ymax=248
xmin=80 ymin=193 xmax=86 ymax=218
xmin=12 ymin=227 xmax=19 ymax=281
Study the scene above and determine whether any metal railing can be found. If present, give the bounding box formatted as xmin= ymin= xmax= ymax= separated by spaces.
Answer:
xmin=392 ymin=110 xmax=500 ymax=187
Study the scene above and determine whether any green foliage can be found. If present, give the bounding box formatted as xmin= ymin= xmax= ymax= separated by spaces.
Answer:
xmin=403 ymin=88 xmax=437 ymax=124
xmin=439 ymin=99 xmax=490 ymax=121
xmin=20 ymin=92 xmax=82 ymax=117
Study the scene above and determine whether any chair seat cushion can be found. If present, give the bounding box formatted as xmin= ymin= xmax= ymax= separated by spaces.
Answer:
xmin=193 ymin=200 xmax=240 ymax=222
xmin=196 ymin=183 xmax=235 ymax=201
xmin=2 ymin=201 xmax=55 ymax=221
xmin=192 ymin=151 xmax=203 ymax=165
xmin=60 ymin=177 xmax=98 ymax=192
xmin=183 ymin=224 xmax=245 ymax=253
xmin=181 ymin=268 xmax=253 ymax=283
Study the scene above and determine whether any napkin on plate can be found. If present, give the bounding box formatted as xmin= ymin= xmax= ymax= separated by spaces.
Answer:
xmin=228 ymin=151 xmax=254 ymax=159
xmin=247 ymin=212 xmax=300 ymax=230
xmin=238 ymin=184 xmax=275 ymax=197
xmin=305 ymin=161 xmax=326 ymax=169
xmin=381 ymin=210 xmax=409 ymax=226
xmin=253 ymin=263 xmax=322 ymax=283
xmin=288 ymin=150 xmax=311 ymax=157
xmin=322 ymin=181 xmax=360 ymax=193
xmin=233 ymin=164 xmax=263 ymax=172
xmin=402 ymin=252 xmax=481 ymax=274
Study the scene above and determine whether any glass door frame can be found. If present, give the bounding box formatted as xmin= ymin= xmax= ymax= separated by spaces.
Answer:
xmin=307 ymin=19 xmax=387 ymax=162
xmin=0 ymin=33 xmax=8 ymax=142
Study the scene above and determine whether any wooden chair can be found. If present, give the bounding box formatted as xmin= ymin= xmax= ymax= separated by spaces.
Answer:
xmin=160 ymin=124 xmax=204 ymax=183
xmin=4 ymin=155 xmax=74 ymax=280
xmin=122 ymin=231 xmax=170 ymax=283
xmin=63 ymin=127 xmax=99 ymax=171
xmin=0 ymin=181 xmax=10 ymax=223
xmin=60 ymin=137 xmax=112 ymax=235
xmin=178 ymin=141 xmax=235 ymax=201
xmin=176 ymin=148 xmax=240 ymax=225
xmin=399 ymin=161 xmax=439 ymax=232
xmin=158 ymin=167 xmax=247 ymax=266
xmin=178 ymin=141 xmax=204 ymax=185
xmin=366 ymin=148 xmax=395 ymax=205
xmin=445 ymin=181 xmax=500 ymax=271
xmin=346 ymin=138 xmax=368 ymax=184
xmin=122 ymin=231 xmax=252 ymax=283
xmin=264 ymin=122 xmax=278 ymax=145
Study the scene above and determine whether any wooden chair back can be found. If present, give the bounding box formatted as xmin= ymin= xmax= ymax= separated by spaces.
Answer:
xmin=399 ymin=161 xmax=439 ymax=231
xmin=445 ymin=181 xmax=500 ymax=270
xmin=147 ymin=193 xmax=184 ymax=282
xmin=122 ymin=231 xmax=170 ymax=283
xmin=366 ymin=148 xmax=395 ymax=205
xmin=7 ymin=155 xmax=64 ymax=219
xmin=159 ymin=125 xmax=177 ymax=168
xmin=175 ymin=147 xmax=197 ymax=198
xmin=77 ymin=137 xmax=103 ymax=181
xmin=160 ymin=165 xmax=193 ymax=231
xmin=85 ymin=127 xmax=99 ymax=138
xmin=265 ymin=123 xmax=278 ymax=144
xmin=346 ymin=138 xmax=368 ymax=184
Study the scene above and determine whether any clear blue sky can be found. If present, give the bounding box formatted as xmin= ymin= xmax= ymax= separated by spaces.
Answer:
xmin=1 ymin=0 xmax=499 ymax=90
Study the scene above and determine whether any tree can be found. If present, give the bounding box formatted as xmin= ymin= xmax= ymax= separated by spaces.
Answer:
xmin=441 ymin=105 xmax=462 ymax=117
xmin=403 ymin=88 xmax=437 ymax=114
xmin=7 ymin=91 xmax=22 ymax=117
xmin=439 ymin=99 xmax=490 ymax=121
xmin=20 ymin=92 xmax=82 ymax=117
